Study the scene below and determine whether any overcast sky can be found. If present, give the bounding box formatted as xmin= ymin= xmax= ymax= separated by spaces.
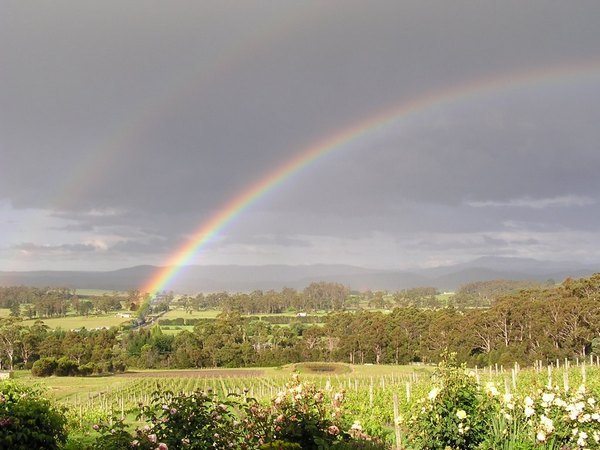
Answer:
xmin=1 ymin=1 xmax=600 ymax=271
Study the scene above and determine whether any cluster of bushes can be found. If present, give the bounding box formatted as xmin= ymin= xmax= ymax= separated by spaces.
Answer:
xmin=31 ymin=357 xmax=126 ymax=377
xmin=157 ymin=317 xmax=209 ymax=326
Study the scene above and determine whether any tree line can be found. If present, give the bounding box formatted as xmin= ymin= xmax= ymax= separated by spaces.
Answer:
xmin=1 ymin=279 xmax=540 ymax=321
xmin=0 ymin=286 xmax=143 ymax=318
xmin=1 ymin=274 xmax=598 ymax=373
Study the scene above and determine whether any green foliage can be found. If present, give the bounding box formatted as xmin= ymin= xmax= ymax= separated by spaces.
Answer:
xmin=55 ymin=356 xmax=79 ymax=376
xmin=31 ymin=356 xmax=124 ymax=377
xmin=31 ymin=357 xmax=58 ymax=376
xmin=406 ymin=354 xmax=492 ymax=450
xmin=0 ymin=381 xmax=67 ymax=450
xmin=91 ymin=389 xmax=244 ymax=450
xmin=88 ymin=419 xmax=133 ymax=450
xmin=139 ymin=389 xmax=243 ymax=449
xmin=3 ymin=273 xmax=600 ymax=372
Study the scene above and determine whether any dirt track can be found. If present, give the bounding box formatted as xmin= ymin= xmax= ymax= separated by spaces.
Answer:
xmin=117 ymin=369 xmax=264 ymax=378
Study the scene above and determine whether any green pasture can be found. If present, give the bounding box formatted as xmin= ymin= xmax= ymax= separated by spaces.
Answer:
xmin=21 ymin=314 xmax=131 ymax=330
xmin=159 ymin=325 xmax=196 ymax=335
xmin=75 ymin=288 xmax=125 ymax=296
xmin=162 ymin=309 xmax=222 ymax=319
xmin=14 ymin=370 xmax=135 ymax=402
xmin=436 ymin=292 xmax=455 ymax=304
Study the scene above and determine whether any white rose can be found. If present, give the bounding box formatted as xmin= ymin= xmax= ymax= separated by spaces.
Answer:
xmin=537 ymin=430 xmax=547 ymax=442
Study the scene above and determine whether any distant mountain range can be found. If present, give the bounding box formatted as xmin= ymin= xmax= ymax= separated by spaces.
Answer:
xmin=0 ymin=257 xmax=596 ymax=292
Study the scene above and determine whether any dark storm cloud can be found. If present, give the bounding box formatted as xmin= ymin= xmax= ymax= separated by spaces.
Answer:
xmin=1 ymin=0 xmax=600 ymax=269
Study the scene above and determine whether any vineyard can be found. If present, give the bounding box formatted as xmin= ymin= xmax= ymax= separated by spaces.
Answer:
xmin=12 ymin=359 xmax=600 ymax=448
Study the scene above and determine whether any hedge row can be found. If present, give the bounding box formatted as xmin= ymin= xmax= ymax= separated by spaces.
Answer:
xmin=31 ymin=357 xmax=126 ymax=377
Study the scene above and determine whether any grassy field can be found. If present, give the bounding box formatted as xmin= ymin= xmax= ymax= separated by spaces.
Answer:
xmin=74 ymin=288 xmax=125 ymax=296
xmin=13 ymin=370 xmax=136 ymax=401
xmin=436 ymin=292 xmax=455 ymax=305
xmin=162 ymin=309 xmax=222 ymax=319
xmin=21 ymin=314 xmax=131 ymax=330
xmin=0 ymin=308 xmax=10 ymax=317
xmin=160 ymin=325 xmax=195 ymax=335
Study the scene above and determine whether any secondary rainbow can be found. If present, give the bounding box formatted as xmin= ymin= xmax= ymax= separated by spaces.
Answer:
xmin=142 ymin=60 xmax=600 ymax=295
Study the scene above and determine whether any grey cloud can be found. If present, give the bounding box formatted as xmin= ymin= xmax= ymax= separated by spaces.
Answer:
xmin=110 ymin=238 xmax=183 ymax=255
xmin=467 ymin=195 xmax=596 ymax=209
xmin=219 ymin=234 xmax=312 ymax=249
xmin=12 ymin=242 xmax=100 ymax=255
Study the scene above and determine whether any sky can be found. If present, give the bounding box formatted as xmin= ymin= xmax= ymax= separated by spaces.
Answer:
xmin=1 ymin=0 xmax=600 ymax=271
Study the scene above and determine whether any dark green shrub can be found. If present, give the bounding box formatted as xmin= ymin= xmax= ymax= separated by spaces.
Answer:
xmin=31 ymin=357 xmax=58 ymax=377
xmin=78 ymin=362 xmax=95 ymax=376
xmin=55 ymin=357 xmax=79 ymax=376
xmin=0 ymin=382 xmax=67 ymax=450
xmin=112 ymin=358 xmax=127 ymax=372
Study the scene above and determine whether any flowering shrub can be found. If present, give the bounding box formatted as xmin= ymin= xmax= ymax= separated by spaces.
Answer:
xmin=481 ymin=382 xmax=600 ymax=449
xmin=92 ymin=388 xmax=243 ymax=449
xmin=0 ymin=381 xmax=67 ymax=450
xmin=404 ymin=356 xmax=600 ymax=450
xmin=406 ymin=356 xmax=493 ymax=450
xmin=138 ymin=389 xmax=243 ymax=449
xmin=242 ymin=374 xmax=353 ymax=449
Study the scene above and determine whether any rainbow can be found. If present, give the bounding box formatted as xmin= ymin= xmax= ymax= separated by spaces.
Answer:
xmin=142 ymin=60 xmax=600 ymax=295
